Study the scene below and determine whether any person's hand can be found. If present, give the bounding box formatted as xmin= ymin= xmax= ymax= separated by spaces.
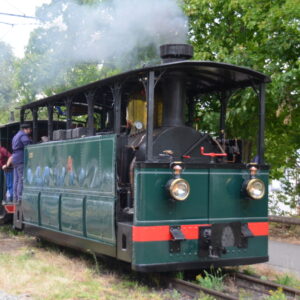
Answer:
xmin=2 ymin=164 xmax=7 ymax=170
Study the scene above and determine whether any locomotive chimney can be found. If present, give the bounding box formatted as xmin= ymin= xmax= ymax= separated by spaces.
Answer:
xmin=160 ymin=44 xmax=193 ymax=63
xmin=160 ymin=44 xmax=193 ymax=127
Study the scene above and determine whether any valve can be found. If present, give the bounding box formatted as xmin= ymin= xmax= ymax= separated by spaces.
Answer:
xmin=200 ymin=147 xmax=227 ymax=163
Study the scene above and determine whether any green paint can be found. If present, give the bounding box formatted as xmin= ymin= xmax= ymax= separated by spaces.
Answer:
xmin=133 ymin=236 xmax=268 ymax=265
xmin=133 ymin=166 xmax=268 ymax=268
xmin=22 ymin=135 xmax=116 ymax=246
xmin=134 ymin=168 xmax=209 ymax=225
xmin=209 ymin=169 xmax=269 ymax=220
xmin=134 ymin=167 xmax=269 ymax=225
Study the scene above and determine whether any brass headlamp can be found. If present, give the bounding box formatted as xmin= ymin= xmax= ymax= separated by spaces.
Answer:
xmin=166 ymin=162 xmax=190 ymax=201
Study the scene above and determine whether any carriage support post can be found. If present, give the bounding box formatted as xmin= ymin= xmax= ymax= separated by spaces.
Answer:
xmin=31 ymin=107 xmax=38 ymax=143
xmin=47 ymin=104 xmax=54 ymax=141
xmin=20 ymin=109 xmax=25 ymax=124
xmin=113 ymin=83 xmax=122 ymax=135
xmin=219 ymin=92 xmax=231 ymax=140
xmin=65 ymin=97 xmax=73 ymax=130
xmin=85 ymin=91 xmax=95 ymax=136
xmin=258 ymin=83 xmax=265 ymax=165
xmin=146 ymin=71 xmax=155 ymax=162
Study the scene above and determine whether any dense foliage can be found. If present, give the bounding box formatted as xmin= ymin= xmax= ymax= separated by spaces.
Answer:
xmin=184 ymin=0 xmax=300 ymax=179
xmin=0 ymin=42 xmax=17 ymax=122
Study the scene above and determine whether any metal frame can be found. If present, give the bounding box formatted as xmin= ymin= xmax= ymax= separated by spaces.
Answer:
xmin=65 ymin=97 xmax=73 ymax=130
xmin=31 ymin=107 xmax=38 ymax=143
xmin=47 ymin=105 xmax=54 ymax=140
xmin=146 ymin=71 xmax=155 ymax=162
xmin=85 ymin=90 xmax=95 ymax=136
xmin=20 ymin=109 xmax=25 ymax=124
xmin=258 ymin=83 xmax=265 ymax=165
xmin=112 ymin=83 xmax=122 ymax=134
xmin=219 ymin=92 xmax=231 ymax=140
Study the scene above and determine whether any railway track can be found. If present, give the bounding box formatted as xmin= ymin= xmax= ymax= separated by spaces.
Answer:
xmin=167 ymin=271 xmax=300 ymax=299
xmin=168 ymin=277 xmax=238 ymax=300
xmin=232 ymin=272 xmax=300 ymax=299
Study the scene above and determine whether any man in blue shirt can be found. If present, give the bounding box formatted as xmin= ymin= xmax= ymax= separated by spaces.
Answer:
xmin=4 ymin=124 xmax=32 ymax=202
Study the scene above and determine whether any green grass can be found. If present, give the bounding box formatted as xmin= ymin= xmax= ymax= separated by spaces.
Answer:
xmin=197 ymin=292 xmax=216 ymax=300
xmin=274 ymin=274 xmax=300 ymax=289
xmin=0 ymin=237 xmax=181 ymax=300
xmin=0 ymin=224 xmax=24 ymax=237
xmin=241 ymin=266 xmax=257 ymax=276
xmin=196 ymin=268 xmax=226 ymax=292
xmin=264 ymin=288 xmax=287 ymax=300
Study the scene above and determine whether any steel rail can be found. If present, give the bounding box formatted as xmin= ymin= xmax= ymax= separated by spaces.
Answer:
xmin=269 ymin=215 xmax=300 ymax=225
xmin=233 ymin=272 xmax=300 ymax=298
xmin=168 ymin=278 xmax=239 ymax=300
xmin=167 ymin=272 xmax=300 ymax=299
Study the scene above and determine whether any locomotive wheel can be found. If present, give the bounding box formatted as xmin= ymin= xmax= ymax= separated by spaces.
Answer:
xmin=0 ymin=204 xmax=12 ymax=224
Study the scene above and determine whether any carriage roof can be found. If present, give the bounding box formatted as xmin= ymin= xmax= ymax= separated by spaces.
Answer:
xmin=19 ymin=60 xmax=271 ymax=110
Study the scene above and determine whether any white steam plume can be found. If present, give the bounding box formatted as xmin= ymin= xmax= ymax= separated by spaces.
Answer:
xmin=33 ymin=0 xmax=188 ymax=74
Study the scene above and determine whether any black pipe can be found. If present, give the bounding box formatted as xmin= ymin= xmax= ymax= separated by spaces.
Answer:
xmin=159 ymin=44 xmax=193 ymax=128
xmin=162 ymin=72 xmax=186 ymax=127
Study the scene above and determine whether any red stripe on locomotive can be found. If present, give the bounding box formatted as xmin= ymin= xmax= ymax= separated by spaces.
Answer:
xmin=132 ymin=222 xmax=268 ymax=242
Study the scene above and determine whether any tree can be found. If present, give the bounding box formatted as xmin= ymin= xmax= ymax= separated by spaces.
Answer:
xmin=184 ymin=0 xmax=300 ymax=179
xmin=0 ymin=42 xmax=17 ymax=123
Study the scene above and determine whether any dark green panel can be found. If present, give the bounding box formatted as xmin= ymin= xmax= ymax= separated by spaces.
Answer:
xmin=61 ymin=194 xmax=83 ymax=235
xmin=86 ymin=198 xmax=115 ymax=244
xmin=209 ymin=169 xmax=269 ymax=221
xmin=40 ymin=192 xmax=59 ymax=230
xmin=134 ymin=168 xmax=209 ymax=224
xmin=133 ymin=236 xmax=268 ymax=265
xmin=23 ymin=190 xmax=39 ymax=224
xmin=24 ymin=135 xmax=116 ymax=194
xmin=22 ymin=135 xmax=116 ymax=246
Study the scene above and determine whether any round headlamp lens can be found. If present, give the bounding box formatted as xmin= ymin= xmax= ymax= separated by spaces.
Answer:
xmin=168 ymin=178 xmax=190 ymax=201
xmin=246 ymin=179 xmax=265 ymax=200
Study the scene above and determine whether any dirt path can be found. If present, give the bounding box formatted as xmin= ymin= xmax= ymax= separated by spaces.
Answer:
xmin=0 ymin=228 xmax=36 ymax=252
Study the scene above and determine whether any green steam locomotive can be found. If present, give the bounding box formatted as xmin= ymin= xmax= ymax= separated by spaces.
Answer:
xmin=6 ymin=44 xmax=270 ymax=271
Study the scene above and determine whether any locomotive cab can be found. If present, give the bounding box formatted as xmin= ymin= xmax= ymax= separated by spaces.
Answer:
xmin=16 ymin=43 xmax=270 ymax=272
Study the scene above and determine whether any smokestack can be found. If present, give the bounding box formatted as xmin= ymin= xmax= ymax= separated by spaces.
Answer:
xmin=160 ymin=44 xmax=193 ymax=127
xmin=160 ymin=44 xmax=193 ymax=63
